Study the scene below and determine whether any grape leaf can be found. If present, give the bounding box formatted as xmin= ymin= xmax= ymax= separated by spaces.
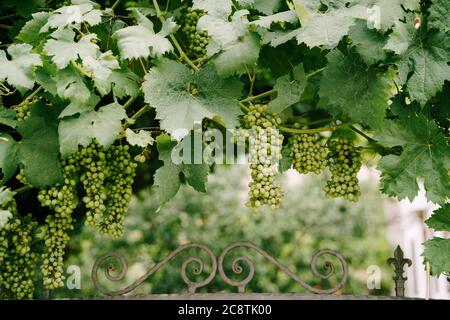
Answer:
xmin=236 ymin=0 xmax=282 ymax=15
xmin=348 ymin=20 xmax=387 ymax=65
xmin=273 ymin=3 xmax=367 ymax=49
xmin=0 ymin=133 xmax=18 ymax=185
xmin=40 ymin=2 xmax=102 ymax=32
xmin=82 ymin=51 xmax=119 ymax=81
xmin=193 ymin=0 xmax=233 ymax=17
xmin=0 ymin=187 xmax=15 ymax=207
xmin=17 ymin=11 xmax=51 ymax=45
xmin=112 ymin=10 xmax=173 ymax=60
xmin=44 ymin=28 xmax=99 ymax=69
xmin=95 ymin=68 xmax=139 ymax=98
xmin=142 ymin=59 xmax=243 ymax=139
xmin=384 ymin=18 xmax=450 ymax=105
xmin=0 ymin=107 xmax=17 ymax=129
xmin=425 ymin=205 xmax=450 ymax=232
xmin=198 ymin=10 xmax=261 ymax=76
xmin=58 ymin=102 xmax=128 ymax=157
xmin=375 ymin=115 xmax=449 ymax=204
xmin=361 ymin=0 xmax=418 ymax=31
xmin=59 ymin=93 xmax=100 ymax=118
xmin=0 ymin=44 xmax=42 ymax=93
xmin=0 ymin=210 xmax=13 ymax=230
xmin=250 ymin=10 xmax=298 ymax=29
xmin=125 ymin=129 xmax=154 ymax=148
xmin=422 ymin=238 xmax=450 ymax=275
xmin=318 ymin=49 xmax=396 ymax=129
xmin=429 ymin=0 xmax=450 ymax=32
xmin=154 ymin=134 xmax=209 ymax=205
xmin=268 ymin=64 xmax=307 ymax=113
xmin=54 ymin=66 xmax=91 ymax=104
xmin=17 ymin=102 xmax=63 ymax=187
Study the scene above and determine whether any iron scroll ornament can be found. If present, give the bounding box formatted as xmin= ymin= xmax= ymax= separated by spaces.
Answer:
xmin=92 ymin=242 xmax=349 ymax=296
xmin=92 ymin=243 xmax=217 ymax=296
xmin=218 ymin=242 xmax=348 ymax=294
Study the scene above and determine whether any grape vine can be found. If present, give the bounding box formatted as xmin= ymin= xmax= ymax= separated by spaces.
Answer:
xmin=0 ymin=0 xmax=448 ymax=297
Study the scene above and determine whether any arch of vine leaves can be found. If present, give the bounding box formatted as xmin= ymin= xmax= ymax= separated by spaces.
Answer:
xmin=0 ymin=0 xmax=448 ymax=299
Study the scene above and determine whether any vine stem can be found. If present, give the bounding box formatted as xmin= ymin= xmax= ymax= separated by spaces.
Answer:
xmin=0 ymin=14 xmax=15 ymax=21
xmin=15 ymin=85 xmax=43 ymax=109
xmin=71 ymin=61 xmax=92 ymax=78
xmin=124 ymin=95 xmax=137 ymax=109
xmin=124 ymin=105 xmax=152 ymax=129
xmin=152 ymin=0 xmax=199 ymax=72
xmin=240 ymin=89 xmax=276 ymax=103
xmin=111 ymin=0 xmax=121 ymax=11
xmin=278 ymin=122 xmax=352 ymax=134
xmin=14 ymin=185 xmax=33 ymax=194
xmin=239 ymin=68 xmax=325 ymax=104
xmin=350 ymin=125 xmax=375 ymax=143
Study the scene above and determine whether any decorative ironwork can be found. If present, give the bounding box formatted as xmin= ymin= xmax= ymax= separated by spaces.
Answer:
xmin=219 ymin=242 xmax=348 ymax=294
xmin=92 ymin=243 xmax=217 ymax=296
xmin=92 ymin=242 xmax=349 ymax=296
xmin=387 ymin=245 xmax=412 ymax=297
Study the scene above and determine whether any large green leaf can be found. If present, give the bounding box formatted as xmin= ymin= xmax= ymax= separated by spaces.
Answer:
xmin=375 ymin=115 xmax=449 ymax=204
xmin=318 ymin=49 xmax=395 ymax=129
xmin=271 ymin=2 xmax=367 ymax=49
xmin=236 ymin=0 xmax=282 ymax=15
xmin=112 ymin=10 xmax=173 ymax=60
xmin=142 ymin=59 xmax=243 ymax=138
xmin=40 ymin=2 xmax=102 ymax=32
xmin=198 ymin=10 xmax=261 ymax=76
xmin=267 ymin=64 xmax=307 ymax=113
xmin=54 ymin=66 xmax=91 ymax=104
xmin=385 ymin=18 xmax=450 ymax=105
xmin=429 ymin=0 xmax=450 ymax=32
xmin=58 ymin=102 xmax=128 ymax=157
xmin=425 ymin=205 xmax=450 ymax=232
xmin=95 ymin=67 xmax=139 ymax=99
xmin=0 ymin=44 xmax=42 ymax=93
xmin=362 ymin=0 xmax=419 ymax=31
xmin=193 ymin=0 xmax=233 ymax=16
xmin=17 ymin=11 xmax=51 ymax=45
xmin=348 ymin=20 xmax=387 ymax=65
xmin=0 ymin=134 xmax=19 ymax=185
xmin=17 ymin=103 xmax=63 ymax=187
xmin=422 ymin=238 xmax=450 ymax=275
xmin=154 ymin=134 xmax=209 ymax=205
xmin=0 ymin=107 xmax=17 ymax=129
xmin=44 ymin=28 xmax=99 ymax=69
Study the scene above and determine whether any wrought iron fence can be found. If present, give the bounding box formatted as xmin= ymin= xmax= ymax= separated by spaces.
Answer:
xmin=91 ymin=241 xmax=410 ymax=298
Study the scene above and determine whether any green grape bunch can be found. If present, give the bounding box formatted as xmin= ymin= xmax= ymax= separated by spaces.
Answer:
xmin=243 ymin=104 xmax=284 ymax=210
xmin=36 ymin=141 xmax=137 ymax=289
xmin=183 ymin=8 xmax=209 ymax=58
xmin=0 ymin=198 xmax=38 ymax=299
xmin=38 ymin=157 xmax=78 ymax=289
xmin=289 ymin=132 xmax=329 ymax=175
xmin=324 ymin=138 xmax=362 ymax=202
xmin=15 ymin=102 xmax=33 ymax=122
xmin=98 ymin=144 xmax=137 ymax=238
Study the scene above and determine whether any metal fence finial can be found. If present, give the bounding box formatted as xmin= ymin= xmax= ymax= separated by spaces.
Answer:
xmin=387 ymin=245 xmax=412 ymax=297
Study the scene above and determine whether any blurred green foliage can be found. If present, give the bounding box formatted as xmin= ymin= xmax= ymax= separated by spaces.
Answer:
xmin=55 ymin=165 xmax=393 ymax=298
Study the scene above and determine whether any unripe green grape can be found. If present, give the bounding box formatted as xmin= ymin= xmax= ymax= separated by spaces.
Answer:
xmin=243 ymin=104 xmax=284 ymax=210
xmin=183 ymin=8 xmax=209 ymax=59
xmin=289 ymin=133 xmax=328 ymax=175
xmin=324 ymin=138 xmax=362 ymax=202
xmin=0 ymin=199 xmax=38 ymax=299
